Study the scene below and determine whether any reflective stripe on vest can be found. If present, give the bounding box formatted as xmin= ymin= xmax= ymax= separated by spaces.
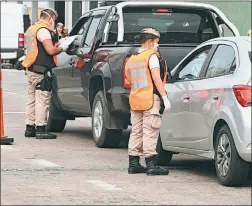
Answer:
xmin=126 ymin=61 xmax=148 ymax=89
xmin=22 ymin=22 xmax=57 ymax=68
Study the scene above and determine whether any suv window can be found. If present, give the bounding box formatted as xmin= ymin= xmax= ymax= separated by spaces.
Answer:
xmin=122 ymin=7 xmax=218 ymax=44
xmin=84 ymin=16 xmax=102 ymax=47
xmin=70 ymin=15 xmax=91 ymax=36
xmin=107 ymin=22 xmax=118 ymax=44
xmin=205 ymin=44 xmax=235 ymax=78
xmin=77 ymin=18 xmax=91 ymax=35
xmin=176 ymin=46 xmax=211 ymax=81
xmin=68 ymin=16 xmax=92 ymax=46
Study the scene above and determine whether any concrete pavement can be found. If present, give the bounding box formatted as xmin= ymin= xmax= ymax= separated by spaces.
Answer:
xmin=1 ymin=69 xmax=251 ymax=205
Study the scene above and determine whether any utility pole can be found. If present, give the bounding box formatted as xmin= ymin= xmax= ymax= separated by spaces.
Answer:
xmin=31 ymin=1 xmax=38 ymax=24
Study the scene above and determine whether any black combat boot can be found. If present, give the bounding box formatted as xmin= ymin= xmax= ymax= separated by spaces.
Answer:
xmin=128 ymin=155 xmax=146 ymax=174
xmin=25 ymin=125 xmax=36 ymax=137
xmin=35 ymin=126 xmax=57 ymax=139
xmin=145 ymin=155 xmax=169 ymax=176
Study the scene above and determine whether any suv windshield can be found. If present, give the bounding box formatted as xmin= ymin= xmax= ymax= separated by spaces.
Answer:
xmin=122 ymin=7 xmax=218 ymax=44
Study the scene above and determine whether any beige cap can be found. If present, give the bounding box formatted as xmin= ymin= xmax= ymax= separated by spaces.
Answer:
xmin=140 ymin=28 xmax=160 ymax=38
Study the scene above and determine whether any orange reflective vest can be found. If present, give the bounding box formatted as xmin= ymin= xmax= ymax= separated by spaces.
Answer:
xmin=22 ymin=22 xmax=58 ymax=68
xmin=125 ymin=49 xmax=167 ymax=111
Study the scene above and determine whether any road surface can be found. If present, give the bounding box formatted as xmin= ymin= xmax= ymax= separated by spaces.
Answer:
xmin=1 ymin=69 xmax=251 ymax=205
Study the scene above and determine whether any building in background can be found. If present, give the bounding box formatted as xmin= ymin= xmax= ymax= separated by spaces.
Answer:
xmin=205 ymin=1 xmax=251 ymax=36
xmin=24 ymin=1 xmax=99 ymax=29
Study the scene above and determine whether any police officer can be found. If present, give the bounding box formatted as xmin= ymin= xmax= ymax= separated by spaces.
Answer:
xmin=22 ymin=8 xmax=71 ymax=139
xmin=125 ymin=28 xmax=171 ymax=176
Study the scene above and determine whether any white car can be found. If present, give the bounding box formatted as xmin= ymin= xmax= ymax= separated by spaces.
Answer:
xmin=158 ymin=36 xmax=251 ymax=186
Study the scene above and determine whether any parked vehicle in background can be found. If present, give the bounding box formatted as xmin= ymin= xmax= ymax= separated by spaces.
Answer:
xmin=158 ymin=36 xmax=251 ymax=186
xmin=48 ymin=1 xmax=239 ymax=148
xmin=1 ymin=2 xmax=30 ymax=68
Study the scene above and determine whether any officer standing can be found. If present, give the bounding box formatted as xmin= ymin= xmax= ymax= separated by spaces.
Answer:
xmin=22 ymin=8 xmax=71 ymax=139
xmin=125 ymin=28 xmax=171 ymax=176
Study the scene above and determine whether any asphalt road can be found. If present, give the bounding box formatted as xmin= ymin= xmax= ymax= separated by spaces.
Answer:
xmin=1 ymin=69 xmax=251 ymax=205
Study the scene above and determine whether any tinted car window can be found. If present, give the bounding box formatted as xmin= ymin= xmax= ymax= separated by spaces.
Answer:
xmin=107 ymin=22 xmax=118 ymax=44
xmin=206 ymin=45 xmax=235 ymax=78
xmin=177 ymin=47 xmax=211 ymax=81
xmin=84 ymin=16 xmax=102 ymax=47
xmin=122 ymin=7 xmax=218 ymax=44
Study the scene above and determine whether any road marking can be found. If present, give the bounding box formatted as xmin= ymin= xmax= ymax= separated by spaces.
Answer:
xmin=87 ymin=180 xmax=122 ymax=191
xmin=1 ymin=69 xmax=23 ymax=73
xmin=31 ymin=159 xmax=62 ymax=168
xmin=1 ymin=145 xmax=18 ymax=151
xmin=4 ymin=112 xmax=25 ymax=114
xmin=3 ymin=90 xmax=25 ymax=95
xmin=2 ymin=81 xmax=27 ymax=83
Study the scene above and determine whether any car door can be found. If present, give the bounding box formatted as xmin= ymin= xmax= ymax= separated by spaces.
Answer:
xmin=72 ymin=10 xmax=105 ymax=113
xmin=55 ymin=13 xmax=92 ymax=110
xmin=160 ymin=45 xmax=214 ymax=149
xmin=190 ymin=42 xmax=237 ymax=150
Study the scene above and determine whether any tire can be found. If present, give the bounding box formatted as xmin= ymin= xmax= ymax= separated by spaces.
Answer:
xmin=92 ymin=91 xmax=122 ymax=148
xmin=215 ymin=125 xmax=250 ymax=186
xmin=156 ymin=134 xmax=173 ymax=166
xmin=46 ymin=98 xmax=66 ymax=133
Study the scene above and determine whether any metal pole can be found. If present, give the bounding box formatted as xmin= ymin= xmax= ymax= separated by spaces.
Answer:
xmin=31 ymin=1 xmax=38 ymax=24
xmin=48 ymin=1 xmax=55 ymax=9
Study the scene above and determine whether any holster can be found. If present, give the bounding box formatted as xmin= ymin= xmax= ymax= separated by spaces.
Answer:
xmin=36 ymin=69 xmax=53 ymax=92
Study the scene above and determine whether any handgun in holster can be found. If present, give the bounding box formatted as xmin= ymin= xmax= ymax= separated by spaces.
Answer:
xmin=36 ymin=69 xmax=53 ymax=92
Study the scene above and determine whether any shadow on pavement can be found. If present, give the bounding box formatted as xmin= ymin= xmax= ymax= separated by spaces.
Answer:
xmin=63 ymin=125 xmax=130 ymax=148
xmin=62 ymin=125 xmax=251 ymax=187
xmin=169 ymin=157 xmax=252 ymax=187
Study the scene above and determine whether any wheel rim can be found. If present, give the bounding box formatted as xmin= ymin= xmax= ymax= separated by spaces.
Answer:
xmin=93 ymin=100 xmax=103 ymax=139
xmin=216 ymin=134 xmax=231 ymax=177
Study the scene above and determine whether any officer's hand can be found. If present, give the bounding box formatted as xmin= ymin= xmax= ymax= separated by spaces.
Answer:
xmin=161 ymin=95 xmax=171 ymax=112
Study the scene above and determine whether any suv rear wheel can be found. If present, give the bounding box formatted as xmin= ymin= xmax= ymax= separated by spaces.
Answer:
xmin=92 ymin=91 xmax=122 ymax=148
xmin=215 ymin=125 xmax=250 ymax=186
xmin=46 ymin=98 xmax=66 ymax=132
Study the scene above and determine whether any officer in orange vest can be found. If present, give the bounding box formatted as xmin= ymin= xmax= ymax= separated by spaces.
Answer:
xmin=22 ymin=8 xmax=71 ymax=139
xmin=126 ymin=28 xmax=171 ymax=176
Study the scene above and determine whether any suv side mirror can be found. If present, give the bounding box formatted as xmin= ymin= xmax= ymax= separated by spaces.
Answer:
xmin=66 ymin=43 xmax=79 ymax=55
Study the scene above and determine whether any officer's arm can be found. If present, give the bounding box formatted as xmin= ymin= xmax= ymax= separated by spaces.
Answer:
xmin=37 ymin=28 xmax=63 ymax=56
xmin=151 ymin=68 xmax=166 ymax=97
xmin=42 ymin=40 xmax=63 ymax=55
xmin=149 ymin=55 xmax=167 ymax=97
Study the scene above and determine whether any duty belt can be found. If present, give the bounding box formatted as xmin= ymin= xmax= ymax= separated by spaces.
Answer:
xmin=28 ymin=65 xmax=49 ymax=74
